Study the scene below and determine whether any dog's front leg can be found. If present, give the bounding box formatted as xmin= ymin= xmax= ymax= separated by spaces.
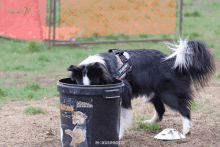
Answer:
xmin=119 ymin=107 xmax=133 ymax=140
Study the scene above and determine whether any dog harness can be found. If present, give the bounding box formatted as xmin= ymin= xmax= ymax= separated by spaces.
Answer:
xmin=108 ymin=48 xmax=132 ymax=81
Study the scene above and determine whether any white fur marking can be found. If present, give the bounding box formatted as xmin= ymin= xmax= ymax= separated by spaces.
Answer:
xmin=124 ymin=109 xmax=133 ymax=128
xmin=83 ymin=74 xmax=90 ymax=85
xmin=143 ymin=110 xmax=159 ymax=124
xmin=164 ymin=37 xmax=194 ymax=70
xmin=79 ymin=55 xmax=105 ymax=66
xmin=60 ymin=125 xmax=63 ymax=147
xmin=119 ymin=107 xmax=133 ymax=140
xmin=119 ymin=117 xmax=125 ymax=139
xmin=142 ymin=92 xmax=155 ymax=103
xmin=179 ymin=113 xmax=191 ymax=135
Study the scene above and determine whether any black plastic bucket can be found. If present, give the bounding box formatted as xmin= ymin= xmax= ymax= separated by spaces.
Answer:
xmin=57 ymin=78 xmax=124 ymax=147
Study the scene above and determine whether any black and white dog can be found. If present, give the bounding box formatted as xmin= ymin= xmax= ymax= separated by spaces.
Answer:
xmin=67 ymin=38 xmax=215 ymax=139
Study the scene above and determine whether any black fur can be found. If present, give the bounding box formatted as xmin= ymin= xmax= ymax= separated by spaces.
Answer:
xmin=68 ymin=40 xmax=215 ymax=123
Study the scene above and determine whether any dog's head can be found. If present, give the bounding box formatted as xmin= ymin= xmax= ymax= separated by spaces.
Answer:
xmin=67 ymin=62 xmax=104 ymax=85
xmin=67 ymin=55 xmax=117 ymax=85
xmin=72 ymin=111 xmax=87 ymax=125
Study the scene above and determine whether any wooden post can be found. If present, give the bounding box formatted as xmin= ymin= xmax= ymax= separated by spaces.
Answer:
xmin=53 ymin=0 xmax=56 ymax=45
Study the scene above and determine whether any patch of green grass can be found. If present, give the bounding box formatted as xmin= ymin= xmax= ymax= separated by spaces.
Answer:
xmin=133 ymin=115 xmax=150 ymax=121
xmin=214 ymin=113 xmax=220 ymax=117
xmin=205 ymin=107 xmax=212 ymax=112
xmin=0 ymin=87 xmax=8 ymax=110
xmin=0 ymin=83 xmax=58 ymax=102
xmin=133 ymin=115 xmax=160 ymax=132
xmin=28 ymin=41 xmax=46 ymax=53
xmin=116 ymin=33 xmax=126 ymax=38
xmin=137 ymin=122 xmax=160 ymax=131
xmin=210 ymin=43 xmax=216 ymax=48
xmin=37 ymin=55 xmax=51 ymax=62
xmin=0 ymin=96 xmax=6 ymax=110
xmin=206 ymin=2 xmax=220 ymax=9
xmin=104 ymin=33 xmax=118 ymax=40
xmin=91 ymin=33 xmax=99 ymax=38
xmin=183 ymin=0 xmax=193 ymax=6
xmin=191 ymin=100 xmax=204 ymax=110
xmin=139 ymin=34 xmax=149 ymax=38
xmin=212 ymin=104 xmax=220 ymax=108
xmin=0 ymin=38 xmax=167 ymax=73
xmin=160 ymin=34 xmax=170 ymax=39
xmin=214 ymin=30 xmax=220 ymax=35
xmin=216 ymin=72 xmax=220 ymax=79
xmin=24 ymin=82 xmax=41 ymax=91
xmin=0 ymin=88 xmax=7 ymax=97
xmin=183 ymin=32 xmax=201 ymax=40
xmin=80 ymin=37 xmax=97 ymax=42
xmin=204 ymin=99 xmax=210 ymax=103
xmin=189 ymin=32 xmax=201 ymax=39
xmin=25 ymin=107 xmax=46 ymax=114
xmin=56 ymin=99 xmax=60 ymax=109
xmin=184 ymin=10 xmax=203 ymax=17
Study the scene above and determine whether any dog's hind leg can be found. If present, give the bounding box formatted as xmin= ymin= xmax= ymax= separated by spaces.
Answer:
xmin=159 ymin=92 xmax=192 ymax=135
xmin=179 ymin=112 xmax=191 ymax=135
xmin=143 ymin=110 xmax=159 ymax=124
xmin=143 ymin=96 xmax=165 ymax=124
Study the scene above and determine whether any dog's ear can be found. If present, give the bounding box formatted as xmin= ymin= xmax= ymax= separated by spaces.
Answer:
xmin=67 ymin=65 xmax=82 ymax=78
xmin=88 ymin=62 xmax=103 ymax=78
xmin=92 ymin=62 xmax=101 ymax=69
xmin=67 ymin=65 xmax=77 ymax=71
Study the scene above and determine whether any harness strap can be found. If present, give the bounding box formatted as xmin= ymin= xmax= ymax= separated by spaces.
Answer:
xmin=108 ymin=48 xmax=132 ymax=81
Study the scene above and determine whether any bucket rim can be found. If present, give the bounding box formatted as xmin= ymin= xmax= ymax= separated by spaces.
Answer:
xmin=57 ymin=78 xmax=124 ymax=88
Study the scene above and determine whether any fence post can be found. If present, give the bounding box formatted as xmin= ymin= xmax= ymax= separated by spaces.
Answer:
xmin=53 ymin=0 xmax=56 ymax=46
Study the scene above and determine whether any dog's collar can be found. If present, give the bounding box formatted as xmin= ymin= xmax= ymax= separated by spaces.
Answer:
xmin=108 ymin=48 xmax=132 ymax=81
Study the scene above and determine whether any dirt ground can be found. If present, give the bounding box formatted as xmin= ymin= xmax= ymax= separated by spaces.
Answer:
xmin=1 ymin=61 xmax=220 ymax=147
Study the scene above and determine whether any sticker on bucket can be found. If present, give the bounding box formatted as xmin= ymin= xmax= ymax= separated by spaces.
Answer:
xmin=77 ymin=101 xmax=93 ymax=108
xmin=60 ymin=97 xmax=93 ymax=147
xmin=65 ymin=111 xmax=88 ymax=147
xmin=61 ymin=104 xmax=74 ymax=111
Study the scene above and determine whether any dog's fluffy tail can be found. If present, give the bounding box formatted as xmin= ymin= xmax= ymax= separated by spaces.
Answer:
xmin=164 ymin=38 xmax=215 ymax=88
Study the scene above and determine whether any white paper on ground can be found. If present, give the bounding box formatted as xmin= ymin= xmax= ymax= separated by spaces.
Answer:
xmin=154 ymin=128 xmax=186 ymax=140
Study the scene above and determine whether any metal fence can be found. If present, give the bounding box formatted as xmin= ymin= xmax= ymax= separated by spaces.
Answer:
xmin=47 ymin=0 xmax=183 ymax=49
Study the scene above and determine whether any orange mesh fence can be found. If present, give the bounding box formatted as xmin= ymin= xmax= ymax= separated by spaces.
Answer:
xmin=57 ymin=0 xmax=177 ymax=40
xmin=0 ymin=0 xmax=177 ymax=41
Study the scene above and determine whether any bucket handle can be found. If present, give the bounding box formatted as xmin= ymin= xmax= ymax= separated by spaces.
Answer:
xmin=104 ymin=89 xmax=121 ymax=99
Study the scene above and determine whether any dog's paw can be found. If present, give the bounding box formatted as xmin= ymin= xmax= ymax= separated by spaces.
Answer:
xmin=142 ymin=111 xmax=159 ymax=124
xmin=183 ymin=127 xmax=191 ymax=136
xmin=183 ymin=121 xmax=193 ymax=136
